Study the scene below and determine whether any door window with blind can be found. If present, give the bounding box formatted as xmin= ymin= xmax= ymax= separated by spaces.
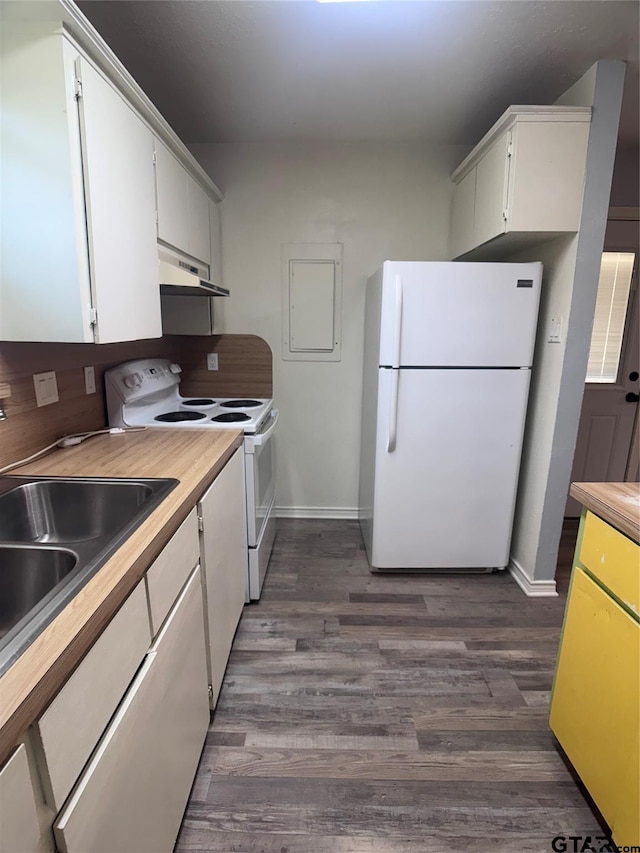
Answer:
xmin=586 ymin=252 xmax=636 ymax=383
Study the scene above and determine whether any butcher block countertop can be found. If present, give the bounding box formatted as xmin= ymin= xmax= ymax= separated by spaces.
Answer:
xmin=570 ymin=482 xmax=640 ymax=544
xmin=0 ymin=428 xmax=243 ymax=766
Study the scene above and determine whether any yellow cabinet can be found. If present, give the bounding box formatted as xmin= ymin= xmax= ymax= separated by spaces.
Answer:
xmin=550 ymin=512 xmax=640 ymax=848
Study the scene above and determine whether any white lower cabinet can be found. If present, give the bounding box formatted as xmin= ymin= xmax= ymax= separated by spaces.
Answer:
xmin=0 ymin=745 xmax=46 ymax=853
xmin=199 ymin=447 xmax=248 ymax=706
xmin=54 ymin=567 xmax=209 ymax=853
xmin=33 ymin=580 xmax=151 ymax=811
xmin=145 ymin=508 xmax=200 ymax=636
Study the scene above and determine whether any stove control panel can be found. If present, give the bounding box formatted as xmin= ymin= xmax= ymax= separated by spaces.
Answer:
xmin=105 ymin=359 xmax=181 ymax=404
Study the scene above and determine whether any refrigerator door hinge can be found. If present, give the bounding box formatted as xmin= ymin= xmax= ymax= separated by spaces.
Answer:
xmin=197 ymin=514 xmax=204 ymax=533
xmin=88 ymin=307 xmax=98 ymax=327
xmin=74 ymin=77 xmax=83 ymax=100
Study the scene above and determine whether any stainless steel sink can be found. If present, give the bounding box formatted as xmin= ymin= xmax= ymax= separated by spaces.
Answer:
xmin=0 ymin=476 xmax=178 ymax=676
xmin=0 ymin=545 xmax=77 ymax=638
xmin=0 ymin=480 xmax=154 ymax=542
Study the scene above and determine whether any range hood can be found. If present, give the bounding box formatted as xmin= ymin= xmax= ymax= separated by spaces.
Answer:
xmin=158 ymin=248 xmax=229 ymax=297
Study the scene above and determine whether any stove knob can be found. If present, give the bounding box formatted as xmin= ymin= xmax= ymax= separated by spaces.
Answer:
xmin=123 ymin=373 xmax=142 ymax=389
xmin=169 ymin=363 xmax=182 ymax=374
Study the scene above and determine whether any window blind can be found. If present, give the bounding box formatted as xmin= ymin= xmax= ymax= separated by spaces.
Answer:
xmin=586 ymin=252 xmax=635 ymax=383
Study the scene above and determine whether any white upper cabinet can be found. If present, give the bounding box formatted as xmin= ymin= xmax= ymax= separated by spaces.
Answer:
xmin=77 ymin=57 xmax=161 ymax=343
xmin=187 ymin=175 xmax=211 ymax=265
xmin=1 ymin=3 xmax=223 ymax=344
xmin=155 ymin=140 xmax=211 ymax=265
xmin=450 ymin=169 xmax=476 ymax=260
xmin=473 ymin=130 xmax=511 ymax=248
xmin=0 ymin=25 xmax=162 ymax=343
xmin=154 ymin=140 xmax=190 ymax=257
xmin=450 ymin=106 xmax=591 ymax=259
xmin=209 ymin=198 xmax=223 ymax=287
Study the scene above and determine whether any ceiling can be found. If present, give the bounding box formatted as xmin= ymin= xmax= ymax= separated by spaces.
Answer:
xmin=78 ymin=0 xmax=639 ymax=148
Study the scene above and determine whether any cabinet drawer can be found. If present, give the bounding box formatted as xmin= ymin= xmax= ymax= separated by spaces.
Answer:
xmin=0 ymin=745 xmax=41 ymax=853
xmin=145 ymin=508 xmax=199 ymax=636
xmin=34 ymin=580 xmax=150 ymax=811
xmin=550 ymin=567 xmax=639 ymax=830
xmin=580 ymin=511 xmax=640 ymax=613
xmin=54 ymin=567 xmax=209 ymax=853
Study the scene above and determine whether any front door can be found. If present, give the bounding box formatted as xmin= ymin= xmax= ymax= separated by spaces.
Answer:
xmin=567 ymin=219 xmax=639 ymax=516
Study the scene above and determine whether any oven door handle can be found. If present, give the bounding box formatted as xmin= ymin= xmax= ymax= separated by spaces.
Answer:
xmin=252 ymin=409 xmax=279 ymax=446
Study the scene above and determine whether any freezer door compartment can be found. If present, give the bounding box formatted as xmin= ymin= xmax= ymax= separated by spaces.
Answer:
xmin=369 ymin=367 xmax=531 ymax=570
xmin=378 ymin=261 xmax=542 ymax=368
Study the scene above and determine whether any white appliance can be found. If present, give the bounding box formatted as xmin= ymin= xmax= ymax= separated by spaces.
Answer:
xmin=104 ymin=358 xmax=278 ymax=599
xmin=359 ymin=260 xmax=542 ymax=572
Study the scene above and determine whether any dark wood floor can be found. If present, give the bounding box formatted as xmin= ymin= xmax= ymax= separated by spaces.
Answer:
xmin=176 ymin=517 xmax=606 ymax=853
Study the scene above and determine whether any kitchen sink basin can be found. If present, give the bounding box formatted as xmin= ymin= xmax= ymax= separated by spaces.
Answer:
xmin=0 ymin=480 xmax=154 ymax=543
xmin=0 ymin=545 xmax=77 ymax=639
xmin=0 ymin=475 xmax=178 ymax=676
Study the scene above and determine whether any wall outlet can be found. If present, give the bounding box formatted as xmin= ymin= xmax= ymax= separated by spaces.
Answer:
xmin=548 ymin=316 xmax=563 ymax=343
xmin=207 ymin=353 xmax=219 ymax=371
xmin=84 ymin=366 xmax=96 ymax=395
xmin=33 ymin=371 xmax=59 ymax=407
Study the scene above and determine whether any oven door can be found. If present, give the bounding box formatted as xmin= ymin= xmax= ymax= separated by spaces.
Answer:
xmin=244 ymin=409 xmax=278 ymax=547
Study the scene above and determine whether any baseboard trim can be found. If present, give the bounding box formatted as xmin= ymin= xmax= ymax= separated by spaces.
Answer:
xmin=509 ymin=558 xmax=558 ymax=597
xmin=275 ymin=506 xmax=359 ymax=520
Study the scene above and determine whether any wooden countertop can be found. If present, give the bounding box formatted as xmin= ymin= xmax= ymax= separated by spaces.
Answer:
xmin=0 ymin=428 xmax=243 ymax=765
xmin=570 ymin=482 xmax=640 ymax=544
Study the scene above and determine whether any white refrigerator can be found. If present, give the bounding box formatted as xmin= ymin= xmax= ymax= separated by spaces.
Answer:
xmin=359 ymin=260 xmax=542 ymax=572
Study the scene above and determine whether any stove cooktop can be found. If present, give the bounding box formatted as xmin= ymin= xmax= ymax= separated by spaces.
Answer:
xmin=105 ymin=359 xmax=273 ymax=435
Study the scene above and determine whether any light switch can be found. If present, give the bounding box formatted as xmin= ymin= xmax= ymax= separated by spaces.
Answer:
xmin=548 ymin=316 xmax=563 ymax=343
xmin=84 ymin=366 xmax=96 ymax=395
xmin=33 ymin=371 xmax=59 ymax=407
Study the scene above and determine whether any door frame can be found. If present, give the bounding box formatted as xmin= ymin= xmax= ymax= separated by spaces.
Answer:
xmin=568 ymin=209 xmax=639 ymax=509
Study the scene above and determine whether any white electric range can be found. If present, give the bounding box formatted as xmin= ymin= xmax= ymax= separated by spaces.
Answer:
xmin=104 ymin=358 xmax=278 ymax=600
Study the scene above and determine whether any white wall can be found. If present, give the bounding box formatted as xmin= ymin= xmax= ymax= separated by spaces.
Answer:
xmin=507 ymin=61 xmax=625 ymax=590
xmin=190 ymin=143 xmax=466 ymax=514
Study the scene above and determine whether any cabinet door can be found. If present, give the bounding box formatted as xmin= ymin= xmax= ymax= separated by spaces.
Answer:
xmin=0 ymin=29 xmax=92 ymax=342
xmin=508 ymin=120 xmax=590 ymax=233
xmin=450 ymin=168 xmax=476 ymax=259
xmin=35 ymin=581 xmax=150 ymax=811
xmin=55 ymin=568 xmax=209 ymax=853
xmin=187 ymin=175 xmax=211 ymax=264
xmin=145 ymin=508 xmax=199 ymax=636
xmin=209 ymin=198 xmax=224 ymax=288
xmin=473 ymin=131 xmax=510 ymax=248
xmin=549 ymin=567 xmax=640 ymax=830
xmin=0 ymin=745 xmax=42 ymax=853
xmin=199 ymin=447 xmax=248 ymax=705
xmin=77 ymin=57 xmax=161 ymax=343
xmin=155 ymin=140 xmax=190 ymax=253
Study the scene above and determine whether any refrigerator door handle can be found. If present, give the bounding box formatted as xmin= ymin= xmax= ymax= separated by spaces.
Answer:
xmin=391 ymin=274 xmax=403 ymax=369
xmin=386 ymin=369 xmax=399 ymax=453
